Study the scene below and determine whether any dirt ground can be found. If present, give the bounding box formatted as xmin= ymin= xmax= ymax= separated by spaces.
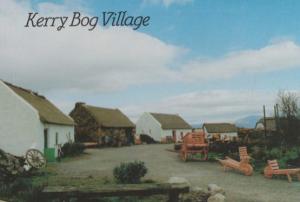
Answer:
xmin=54 ymin=144 xmax=300 ymax=202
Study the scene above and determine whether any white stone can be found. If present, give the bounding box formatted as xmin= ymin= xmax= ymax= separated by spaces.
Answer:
xmin=168 ymin=177 xmax=189 ymax=184
xmin=191 ymin=186 xmax=204 ymax=192
xmin=207 ymin=193 xmax=226 ymax=202
xmin=208 ymin=184 xmax=225 ymax=195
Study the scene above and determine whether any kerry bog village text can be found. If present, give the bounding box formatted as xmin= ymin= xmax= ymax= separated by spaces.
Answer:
xmin=24 ymin=11 xmax=151 ymax=31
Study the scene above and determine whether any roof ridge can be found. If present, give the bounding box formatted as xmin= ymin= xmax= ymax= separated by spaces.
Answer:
xmin=150 ymin=112 xmax=179 ymax=116
xmin=86 ymin=104 xmax=118 ymax=111
xmin=3 ymin=81 xmax=45 ymax=99
xmin=204 ymin=122 xmax=235 ymax=125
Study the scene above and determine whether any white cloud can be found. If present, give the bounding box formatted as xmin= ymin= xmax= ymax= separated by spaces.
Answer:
xmin=121 ymin=90 xmax=278 ymax=124
xmin=180 ymin=41 xmax=300 ymax=81
xmin=0 ymin=0 xmax=184 ymax=93
xmin=1 ymin=0 xmax=300 ymax=123
xmin=1 ymin=0 xmax=300 ymax=94
xmin=143 ymin=0 xmax=193 ymax=7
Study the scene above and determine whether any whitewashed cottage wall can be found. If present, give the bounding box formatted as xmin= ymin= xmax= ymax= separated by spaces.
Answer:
xmin=161 ymin=129 xmax=192 ymax=141
xmin=136 ymin=112 xmax=162 ymax=141
xmin=44 ymin=123 xmax=74 ymax=157
xmin=0 ymin=81 xmax=44 ymax=156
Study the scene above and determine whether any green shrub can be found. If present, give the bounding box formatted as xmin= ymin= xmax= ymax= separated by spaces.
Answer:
xmin=62 ymin=142 xmax=85 ymax=157
xmin=207 ymin=152 xmax=223 ymax=161
xmin=255 ymin=147 xmax=300 ymax=168
xmin=0 ymin=177 xmax=43 ymax=202
xmin=113 ymin=161 xmax=147 ymax=184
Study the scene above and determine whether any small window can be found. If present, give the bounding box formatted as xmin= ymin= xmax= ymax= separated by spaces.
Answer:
xmin=55 ymin=133 xmax=59 ymax=145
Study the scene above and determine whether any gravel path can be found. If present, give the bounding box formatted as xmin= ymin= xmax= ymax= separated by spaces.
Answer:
xmin=55 ymin=144 xmax=300 ymax=202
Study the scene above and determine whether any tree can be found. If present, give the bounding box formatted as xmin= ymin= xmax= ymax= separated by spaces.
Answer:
xmin=277 ymin=90 xmax=299 ymax=146
xmin=277 ymin=90 xmax=298 ymax=119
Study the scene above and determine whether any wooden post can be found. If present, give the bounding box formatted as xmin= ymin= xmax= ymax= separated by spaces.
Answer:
xmin=274 ymin=105 xmax=278 ymax=131
xmin=276 ymin=104 xmax=280 ymax=130
xmin=40 ymin=183 xmax=189 ymax=201
xmin=263 ymin=105 xmax=267 ymax=138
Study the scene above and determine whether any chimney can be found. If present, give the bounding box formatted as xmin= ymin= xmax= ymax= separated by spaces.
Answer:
xmin=76 ymin=102 xmax=86 ymax=108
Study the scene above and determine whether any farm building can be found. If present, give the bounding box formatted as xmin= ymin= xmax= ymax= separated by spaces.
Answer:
xmin=0 ymin=80 xmax=74 ymax=161
xmin=203 ymin=123 xmax=238 ymax=140
xmin=255 ymin=117 xmax=300 ymax=132
xmin=70 ymin=103 xmax=135 ymax=146
xmin=255 ymin=117 xmax=277 ymax=131
xmin=136 ymin=112 xmax=192 ymax=142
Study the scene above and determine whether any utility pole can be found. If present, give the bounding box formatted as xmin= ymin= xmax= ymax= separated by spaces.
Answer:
xmin=274 ymin=105 xmax=278 ymax=131
xmin=276 ymin=104 xmax=280 ymax=131
xmin=263 ymin=105 xmax=267 ymax=138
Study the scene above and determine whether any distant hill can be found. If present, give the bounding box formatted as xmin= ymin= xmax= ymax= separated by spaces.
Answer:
xmin=235 ymin=115 xmax=261 ymax=128
xmin=191 ymin=123 xmax=203 ymax=129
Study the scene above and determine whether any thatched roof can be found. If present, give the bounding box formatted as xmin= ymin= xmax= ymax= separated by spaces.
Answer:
xmin=5 ymin=82 xmax=74 ymax=126
xmin=83 ymin=104 xmax=135 ymax=128
xmin=150 ymin=113 xmax=192 ymax=130
xmin=203 ymin=123 xmax=237 ymax=133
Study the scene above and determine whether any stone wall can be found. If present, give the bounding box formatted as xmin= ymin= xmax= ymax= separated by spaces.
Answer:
xmin=69 ymin=104 xmax=101 ymax=142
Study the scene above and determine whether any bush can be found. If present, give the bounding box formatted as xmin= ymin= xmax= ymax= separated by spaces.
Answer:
xmin=61 ymin=142 xmax=85 ymax=157
xmin=113 ymin=161 xmax=147 ymax=184
xmin=250 ymin=146 xmax=300 ymax=169
xmin=207 ymin=152 xmax=223 ymax=161
xmin=0 ymin=177 xmax=43 ymax=202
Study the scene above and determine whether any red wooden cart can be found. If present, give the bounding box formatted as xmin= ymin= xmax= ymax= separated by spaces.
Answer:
xmin=180 ymin=131 xmax=208 ymax=161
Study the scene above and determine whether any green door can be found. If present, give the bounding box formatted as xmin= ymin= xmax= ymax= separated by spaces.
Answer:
xmin=44 ymin=129 xmax=56 ymax=162
xmin=44 ymin=148 xmax=56 ymax=162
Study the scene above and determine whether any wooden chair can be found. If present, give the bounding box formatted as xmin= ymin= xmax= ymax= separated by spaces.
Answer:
xmin=264 ymin=160 xmax=300 ymax=183
xmin=218 ymin=146 xmax=253 ymax=176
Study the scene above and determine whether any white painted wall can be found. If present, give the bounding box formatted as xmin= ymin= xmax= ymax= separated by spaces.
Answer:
xmin=44 ymin=123 xmax=74 ymax=157
xmin=161 ymin=129 xmax=191 ymax=142
xmin=203 ymin=127 xmax=237 ymax=140
xmin=0 ymin=81 xmax=75 ymax=157
xmin=256 ymin=123 xmax=264 ymax=129
xmin=136 ymin=112 xmax=162 ymax=141
xmin=0 ymin=81 xmax=44 ymax=156
xmin=136 ymin=112 xmax=192 ymax=142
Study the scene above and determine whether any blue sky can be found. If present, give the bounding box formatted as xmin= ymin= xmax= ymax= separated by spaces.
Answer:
xmin=1 ymin=0 xmax=300 ymax=123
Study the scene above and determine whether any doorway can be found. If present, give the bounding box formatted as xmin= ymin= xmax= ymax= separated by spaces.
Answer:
xmin=44 ymin=129 xmax=48 ymax=149
xmin=172 ymin=130 xmax=177 ymax=142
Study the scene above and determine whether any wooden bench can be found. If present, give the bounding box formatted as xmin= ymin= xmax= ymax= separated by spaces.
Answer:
xmin=39 ymin=182 xmax=190 ymax=202
xmin=264 ymin=160 xmax=300 ymax=183
xmin=218 ymin=146 xmax=253 ymax=176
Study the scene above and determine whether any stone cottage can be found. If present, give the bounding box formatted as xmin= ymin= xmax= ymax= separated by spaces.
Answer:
xmin=70 ymin=103 xmax=135 ymax=146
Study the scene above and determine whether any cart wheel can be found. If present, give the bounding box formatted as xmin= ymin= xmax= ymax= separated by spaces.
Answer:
xmin=181 ymin=151 xmax=188 ymax=162
xmin=203 ymin=152 xmax=208 ymax=161
xmin=26 ymin=149 xmax=46 ymax=169
xmin=204 ymin=149 xmax=209 ymax=160
xmin=184 ymin=152 xmax=189 ymax=162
